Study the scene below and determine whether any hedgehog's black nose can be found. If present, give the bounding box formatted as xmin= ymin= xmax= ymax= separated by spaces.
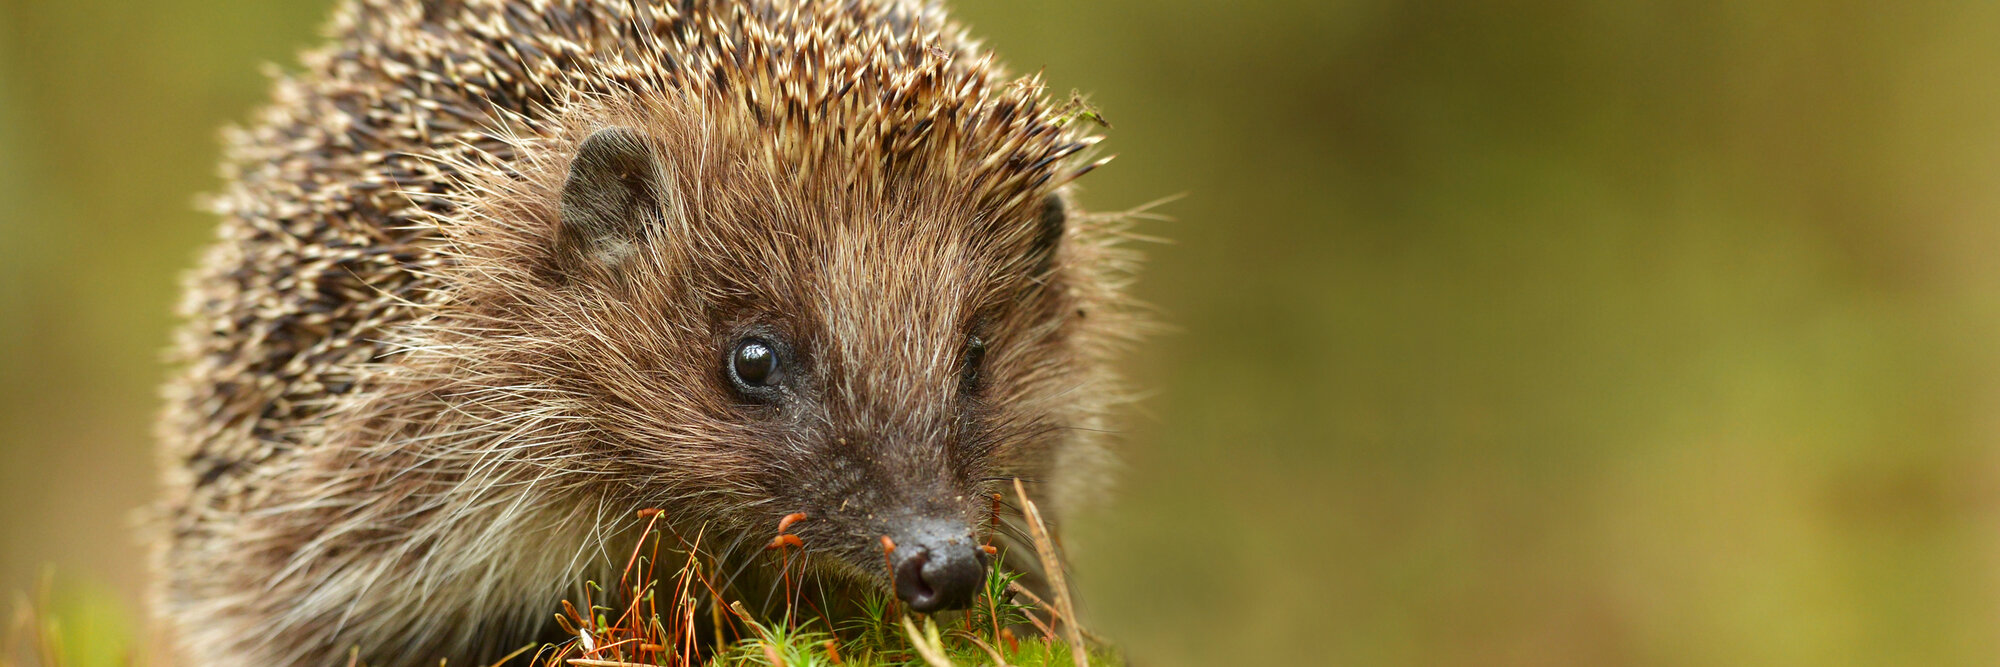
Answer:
xmin=890 ymin=521 xmax=986 ymax=613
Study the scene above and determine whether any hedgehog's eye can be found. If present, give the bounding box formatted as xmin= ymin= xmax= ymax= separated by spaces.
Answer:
xmin=961 ymin=335 xmax=988 ymax=390
xmin=730 ymin=339 xmax=780 ymax=389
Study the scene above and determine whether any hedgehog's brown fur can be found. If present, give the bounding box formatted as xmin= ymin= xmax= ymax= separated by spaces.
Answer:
xmin=155 ymin=0 xmax=1140 ymax=665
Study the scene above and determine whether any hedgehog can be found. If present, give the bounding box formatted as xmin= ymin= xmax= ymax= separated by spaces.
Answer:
xmin=153 ymin=0 xmax=1141 ymax=664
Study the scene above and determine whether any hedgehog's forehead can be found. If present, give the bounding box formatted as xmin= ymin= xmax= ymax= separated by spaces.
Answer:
xmin=736 ymin=188 xmax=996 ymax=303
xmin=815 ymin=221 xmax=977 ymax=362
xmin=657 ymin=116 xmax=1050 ymax=264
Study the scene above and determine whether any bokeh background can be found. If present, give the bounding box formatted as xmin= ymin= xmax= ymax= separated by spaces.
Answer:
xmin=7 ymin=0 xmax=2000 ymax=664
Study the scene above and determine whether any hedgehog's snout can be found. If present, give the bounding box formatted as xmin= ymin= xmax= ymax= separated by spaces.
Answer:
xmin=888 ymin=519 xmax=987 ymax=613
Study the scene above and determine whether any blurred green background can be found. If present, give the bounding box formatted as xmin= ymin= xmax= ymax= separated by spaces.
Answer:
xmin=7 ymin=0 xmax=2000 ymax=664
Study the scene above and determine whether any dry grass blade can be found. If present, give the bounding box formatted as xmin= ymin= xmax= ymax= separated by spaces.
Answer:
xmin=1002 ymin=581 xmax=1060 ymax=640
xmin=482 ymin=644 xmax=537 ymax=667
xmin=898 ymin=617 xmax=952 ymax=667
xmin=962 ymin=634 xmax=1011 ymax=667
xmin=1013 ymin=478 xmax=1087 ymax=667
xmin=1002 ymin=582 xmax=1116 ymax=648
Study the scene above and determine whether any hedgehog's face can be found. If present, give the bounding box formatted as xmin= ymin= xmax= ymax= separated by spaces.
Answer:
xmin=513 ymin=125 xmax=1083 ymax=612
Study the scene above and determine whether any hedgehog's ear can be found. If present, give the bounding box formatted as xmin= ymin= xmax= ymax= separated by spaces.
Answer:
xmin=1027 ymin=192 xmax=1067 ymax=274
xmin=557 ymin=126 xmax=662 ymax=272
